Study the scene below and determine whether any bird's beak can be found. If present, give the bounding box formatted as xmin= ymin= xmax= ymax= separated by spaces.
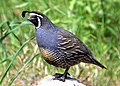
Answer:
xmin=27 ymin=17 xmax=35 ymax=23
xmin=27 ymin=18 xmax=32 ymax=21
xmin=27 ymin=13 xmax=36 ymax=22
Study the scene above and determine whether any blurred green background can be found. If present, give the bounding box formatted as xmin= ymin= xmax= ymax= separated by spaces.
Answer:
xmin=0 ymin=0 xmax=120 ymax=86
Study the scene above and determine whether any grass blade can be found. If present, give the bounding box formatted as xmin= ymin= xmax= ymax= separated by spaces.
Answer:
xmin=0 ymin=37 xmax=34 ymax=84
xmin=7 ymin=53 xmax=40 ymax=86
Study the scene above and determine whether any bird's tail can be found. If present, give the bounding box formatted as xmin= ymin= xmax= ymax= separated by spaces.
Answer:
xmin=84 ymin=55 xmax=107 ymax=69
xmin=92 ymin=57 xmax=107 ymax=69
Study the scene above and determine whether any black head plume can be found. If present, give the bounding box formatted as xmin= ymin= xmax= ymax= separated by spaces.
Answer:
xmin=22 ymin=11 xmax=44 ymax=18
xmin=22 ymin=11 xmax=30 ymax=17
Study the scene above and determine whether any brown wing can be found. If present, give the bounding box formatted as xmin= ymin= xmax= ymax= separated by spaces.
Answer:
xmin=57 ymin=29 xmax=88 ymax=65
xmin=56 ymin=29 xmax=106 ymax=69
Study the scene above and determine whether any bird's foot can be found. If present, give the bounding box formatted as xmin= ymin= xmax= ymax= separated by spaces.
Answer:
xmin=53 ymin=73 xmax=66 ymax=82
xmin=53 ymin=73 xmax=63 ymax=78
xmin=53 ymin=73 xmax=70 ymax=82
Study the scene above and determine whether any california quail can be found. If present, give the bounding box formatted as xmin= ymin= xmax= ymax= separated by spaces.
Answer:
xmin=22 ymin=11 xmax=107 ymax=81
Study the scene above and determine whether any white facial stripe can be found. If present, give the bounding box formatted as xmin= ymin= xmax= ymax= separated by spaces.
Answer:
xmin=29 ymin=13 xmax=43 ymax=18
xmin=36 ymin=17 xmax=41 ymax=29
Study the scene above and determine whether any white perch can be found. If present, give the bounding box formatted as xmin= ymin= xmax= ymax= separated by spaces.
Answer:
xmin=37 ymin=75 xmax=86 ymax=86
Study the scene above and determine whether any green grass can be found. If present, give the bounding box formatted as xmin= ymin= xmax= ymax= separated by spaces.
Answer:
xmin=0 ymin=0 xmax=120 ymax=86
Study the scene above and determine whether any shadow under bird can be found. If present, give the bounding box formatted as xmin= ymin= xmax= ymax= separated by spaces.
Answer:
xmin=22 ymin=11 xmax=107 ymax=82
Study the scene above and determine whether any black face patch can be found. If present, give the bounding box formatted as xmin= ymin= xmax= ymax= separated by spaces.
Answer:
xmin=28 ymin=16 xmax=38 ymax=27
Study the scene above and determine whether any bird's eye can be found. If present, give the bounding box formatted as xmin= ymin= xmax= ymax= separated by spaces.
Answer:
xmin=31 ymin=15 xmax=37 ymax=19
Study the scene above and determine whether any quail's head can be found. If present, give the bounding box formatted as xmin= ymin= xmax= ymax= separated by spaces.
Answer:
xmin=22 ymin=11 xmax=52 ymax=29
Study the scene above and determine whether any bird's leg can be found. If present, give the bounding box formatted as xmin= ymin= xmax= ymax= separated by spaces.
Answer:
xmin=53 ymin=67 xmax=70 ymax=82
